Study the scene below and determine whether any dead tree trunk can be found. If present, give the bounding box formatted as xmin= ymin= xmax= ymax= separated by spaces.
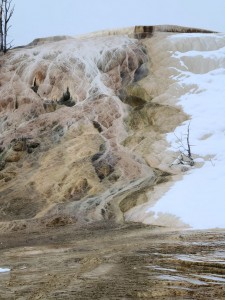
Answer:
xmin=0 ymin=1 xmax=3 ymax=51
xmin=1 ymin=0 xmax=14 ymax=53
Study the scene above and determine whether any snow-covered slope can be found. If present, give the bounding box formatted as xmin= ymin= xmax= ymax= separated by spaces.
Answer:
xmin=125 ymin=33 xmax=225 ymax=229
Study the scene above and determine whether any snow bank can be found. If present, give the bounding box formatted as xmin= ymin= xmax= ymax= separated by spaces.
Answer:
xmin=126 ymin=33 xmax=225 ymax=229
xmin=150 ymin=33 xmax=225 ymax=229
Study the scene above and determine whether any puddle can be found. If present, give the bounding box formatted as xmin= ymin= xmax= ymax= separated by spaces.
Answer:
xmin=176 ymin=254 xmax=225 ymax=264
xmin=213 ymin=251 xmax=225 ymax=258
xmin=190 ymin=241 xmax=225 ymax=247
xmin=0 ymin=268 xmax=10 ymax=273
xmin=157 ymin=275 xmax=207 ymax=285
xmin=146 ymin=265 xmax=177 ymax=272
xmin=176 ymin=254 xmax=202 ymax=263
xmin=194 ymin=274 xmax=225 ymax=283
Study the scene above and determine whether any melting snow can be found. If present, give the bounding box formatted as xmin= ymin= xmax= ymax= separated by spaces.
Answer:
xmin=148 ymin=33 xmax=225 ymax=229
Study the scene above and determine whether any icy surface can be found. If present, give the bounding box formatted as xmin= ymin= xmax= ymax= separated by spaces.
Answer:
xmin=0 ymin=268 xmax=10 ymax=273
xmin=148 ymin=33 xmax=225 ymax=229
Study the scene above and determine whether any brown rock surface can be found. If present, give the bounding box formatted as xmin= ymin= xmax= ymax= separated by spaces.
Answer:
xmin=0 ymin=25 xmax=223 ymax=299
xmin=0 ymin=223 xmax=225 ymax=299
xmin=0 ymin=28 xmax=186 ymax=226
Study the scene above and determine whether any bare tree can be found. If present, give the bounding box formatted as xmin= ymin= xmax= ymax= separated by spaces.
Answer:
xmin=171 ymin=122 xmax=195 ymax=167
xmin=0 ymin=0 xmax=14 ymax=53
xmin=0 ymin=1 xmax=3 ymax=51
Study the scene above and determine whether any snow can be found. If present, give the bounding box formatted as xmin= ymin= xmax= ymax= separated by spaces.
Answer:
xmin=147 ymin=33 xmax=225 ymax=229
xmin=0 ymin=268 xmax=10 ymax=273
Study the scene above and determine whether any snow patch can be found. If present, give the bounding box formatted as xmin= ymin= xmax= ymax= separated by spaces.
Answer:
xmin=125 ymin=33 xmax=225 ymax=230
xmin=0 ymin=268 xmax=10 ymax=273
xmin=149 ymin=33 xmax=225 ymax=229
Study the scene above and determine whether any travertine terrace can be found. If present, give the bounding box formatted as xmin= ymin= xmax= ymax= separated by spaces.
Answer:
xmin=0 ymin=25 xmax=225 ymax=299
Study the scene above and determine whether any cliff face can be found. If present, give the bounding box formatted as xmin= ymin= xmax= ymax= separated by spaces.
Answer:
xmin=0 ymin=26 xmax=222 ymax=230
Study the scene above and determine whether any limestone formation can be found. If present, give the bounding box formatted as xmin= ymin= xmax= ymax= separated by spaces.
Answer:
xmin=0 ymin=25 xmax=216 ymax=229
xmin=0 ymin=26 xmax=225 ymax=300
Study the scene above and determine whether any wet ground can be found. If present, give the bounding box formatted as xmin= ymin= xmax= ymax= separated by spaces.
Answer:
xmin=0 ymin=222 xmax=225 ymax=299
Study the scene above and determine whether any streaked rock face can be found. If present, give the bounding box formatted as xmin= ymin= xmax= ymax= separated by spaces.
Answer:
xmin=1 ymin=26 xmax=225 ymax=300
xmin=1 ymin=26 xmax=213 ymax=229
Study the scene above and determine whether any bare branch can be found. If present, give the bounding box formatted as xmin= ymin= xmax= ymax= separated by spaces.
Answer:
xmin=186 ymin=122 xmax=192 ymax=158
xmin=171 ymin=122 xmax=195 ymax=167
